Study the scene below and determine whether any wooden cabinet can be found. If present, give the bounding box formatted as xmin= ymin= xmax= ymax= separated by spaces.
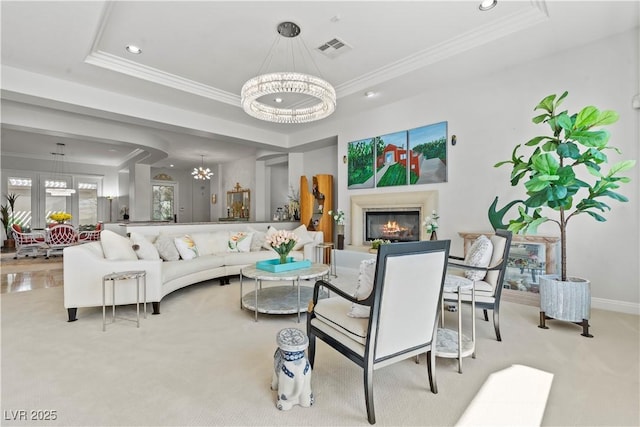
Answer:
xmin=300 ymin=175 xmax=332 ymax=243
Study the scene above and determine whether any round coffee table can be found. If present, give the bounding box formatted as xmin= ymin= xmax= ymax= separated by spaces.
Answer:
xmin=240 ymin=263 xmax=330 ymax=322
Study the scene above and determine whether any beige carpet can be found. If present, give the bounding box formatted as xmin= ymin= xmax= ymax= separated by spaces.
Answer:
xmin=1 ymin=277 xmax=638 ymax=426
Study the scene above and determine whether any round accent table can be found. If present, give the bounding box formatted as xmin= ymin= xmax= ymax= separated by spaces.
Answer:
xmin=435 ymin=278 xmax=476 ymax=373
xmin=240 ymin=263 xmax=329 ymax=322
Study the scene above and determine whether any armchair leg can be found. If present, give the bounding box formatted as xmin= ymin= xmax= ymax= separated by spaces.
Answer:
xmin=152 ymin=302 xmax=161 ymax=315
xmin=307 ymin=333 xmax=316 ymax=368
xmin=427 ymin=350 xmax=438 ymax=394
xmin=493 ymin=309 xmax=502 ymax=342
xmin=483 ymin=309 xmax=489 ymax=321
xmin=364 ymin=366 xmax=375 ymax=425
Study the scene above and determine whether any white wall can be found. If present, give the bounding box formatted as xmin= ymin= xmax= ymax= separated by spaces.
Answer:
xmin=332 ymin=28 xmax=639 ymax=310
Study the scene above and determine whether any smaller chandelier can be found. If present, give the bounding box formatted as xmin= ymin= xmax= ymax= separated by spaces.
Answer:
xmin=241 ymin=21 xmax=336 ymax=124
xmin=192 ymin=155 xmax=213 ymax=180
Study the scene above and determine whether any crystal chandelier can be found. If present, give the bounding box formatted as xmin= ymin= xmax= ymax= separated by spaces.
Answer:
xmin=46 ymin=143 xmax=76 ymax=197
xmin=192 ymin=155 xmax=213 ymax=180
xmin=241 ymin=21 xmax=336 ymax=124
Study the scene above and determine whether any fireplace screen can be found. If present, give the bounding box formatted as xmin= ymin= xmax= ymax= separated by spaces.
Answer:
xmin=365 ymin=210 xmax=420 ymax=242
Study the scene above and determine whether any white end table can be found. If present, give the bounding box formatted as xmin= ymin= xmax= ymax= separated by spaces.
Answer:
xmin=102 ymin=270 xmax=147 ymax=331
xmin=435 ymin=279 xmax=476 ymax=373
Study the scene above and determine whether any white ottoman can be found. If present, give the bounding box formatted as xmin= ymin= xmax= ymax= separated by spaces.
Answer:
xmin=271 ymin=328 xmax=313 ymax=410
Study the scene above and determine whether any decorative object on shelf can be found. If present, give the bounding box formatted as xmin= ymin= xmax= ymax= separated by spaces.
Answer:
xmin=288 ymin=186 xmax=300 ymax=221
xmin=226 ymin=183 xmax=250 ymax=220
xmin=48 ymin=212 xmax=72 ymax=224
xmin=120 ymin=206 xmax=129 ymax=221
xmin=495 ymin=91 xmax=635 ymax=337
xmin=241 ymin=21 xmax=336 ymax=124
xmin=265 ymin=229 xmax=299 ymax=264
xmin=192 ymin=155 xmax=213 ymax=180
xmin=46 ymin=143 xmax=76 ymax=196
xmin=423 ymin=209 xmax=439 ymax=240
xmin=328 ymin=209 xmax=345 ymax=250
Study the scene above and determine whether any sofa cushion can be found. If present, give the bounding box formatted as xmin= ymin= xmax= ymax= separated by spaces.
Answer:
xmin=130 ymin=232 xmax=160 ymax=260
xmin=155 ymin=234 xmax=180 ymax=261
xmin=100 ymin=230 xmax=138 ymax=261
xmin=174 ymin=235 xmax=198 ymax=260
xmin=247 ymin=226 xmax=266 ymax=252
xmin=349 ymin=258 xmax=376 ymax=318
xmin=227 ymin=231 xmax=253 ymax=253
xmin=464 ymin=235 xmax=493 ymax=281
xmin=291 ymin=224 xmax=314 ymax=251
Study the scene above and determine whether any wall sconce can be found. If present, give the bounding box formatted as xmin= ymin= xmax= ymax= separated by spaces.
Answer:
xmin=343 ymin=155 xmax=347 ymax=164
xmin=211 ymin=194 xmax=217 ymax=204
xmin=451 ymin=135 xmax=457 ymax=146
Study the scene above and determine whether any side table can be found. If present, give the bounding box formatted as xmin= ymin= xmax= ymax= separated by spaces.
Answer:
xmin=435 ymin=279 xmax=475 ymax=373
xmin=102 ymin=270 xmax=147 ymax=331
xmin=314 ymin=242 xmax=336 ymax=278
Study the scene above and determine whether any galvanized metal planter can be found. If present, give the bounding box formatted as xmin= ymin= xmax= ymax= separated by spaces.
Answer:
xmin=538 ymin=274 xmax=593 ymax=337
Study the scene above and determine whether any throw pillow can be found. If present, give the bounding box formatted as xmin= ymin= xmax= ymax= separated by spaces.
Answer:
xmin=154 ymin=234 xmax=180 ymax=261
xmin=348 ymin=258 xmax=377 ymax=318
xmin=191 ymin=232 xmax=213 ymax=256
xmin=227 ymin=231 xmax=253 ymax=253
xmin=464 ymin=235 xmax=493 ymax=281
xmin=130 ymin=232 xmax=160 ymax=260
xmin=247 ymin=226 xmax=266 ymax=252
xmin=100 ymin=230 xmax=138 ymax=261
xmin=291 ymin=224 xmax=314 ymax=251
xmin=174 ymin=235 xmax=198 ymax=260
xmin=263 ymin=226 xmax=279 ymax=250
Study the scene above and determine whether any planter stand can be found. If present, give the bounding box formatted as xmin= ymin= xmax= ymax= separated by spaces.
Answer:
xmin=538 ymin=275 xmax=593 ymax=338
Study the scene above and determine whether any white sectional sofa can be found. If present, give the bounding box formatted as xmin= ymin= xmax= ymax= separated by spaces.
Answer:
xmin=63 ymin=224 xmax=323 ymax=322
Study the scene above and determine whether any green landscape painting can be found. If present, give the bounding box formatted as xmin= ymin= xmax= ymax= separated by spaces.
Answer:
xmin=347 ymin=121 xmax=447 ymax=189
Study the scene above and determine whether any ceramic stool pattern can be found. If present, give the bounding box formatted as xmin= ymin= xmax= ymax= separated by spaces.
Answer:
xmin=271 ymin=328 xmax=313 ymax=410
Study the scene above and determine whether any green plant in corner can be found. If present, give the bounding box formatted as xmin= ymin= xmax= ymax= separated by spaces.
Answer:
xmin=1 ymin=204 xmax=10 ymax=237
xmin=495 ymin=91 xmax=635 ymax=282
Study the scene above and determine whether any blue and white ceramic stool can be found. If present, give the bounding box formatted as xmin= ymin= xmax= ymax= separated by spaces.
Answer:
xmin=271 ymin=328 xmax=313 ymax=410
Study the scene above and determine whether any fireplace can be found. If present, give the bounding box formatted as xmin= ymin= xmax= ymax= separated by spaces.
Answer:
xmin=365 ymin=210 xmax=420 ymax=242
xmin=350 ymin=191 xmax=438 ymax=247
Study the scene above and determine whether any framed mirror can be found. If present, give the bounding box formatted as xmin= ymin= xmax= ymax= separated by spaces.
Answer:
xmin=226 ymin=183 xmax=250 ymax=220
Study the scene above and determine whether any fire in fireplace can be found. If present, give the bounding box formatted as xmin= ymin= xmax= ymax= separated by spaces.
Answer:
xmin=365 ymin=210 xmax=420 ymax=242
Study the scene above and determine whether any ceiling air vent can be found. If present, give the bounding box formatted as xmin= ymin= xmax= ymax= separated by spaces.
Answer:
xmin=316 ymin=37 xmax=352 ymax=59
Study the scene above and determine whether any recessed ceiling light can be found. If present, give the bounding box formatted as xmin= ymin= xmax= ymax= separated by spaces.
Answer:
xmin=274 ymin=97 xmax=283 ymax=103
xmin=364 ymin=91 xmax=376 ymax=98
xmin=479 ymin=0 xmax=497 ymax=11
xmin=169 ymin=164 xmax=174 ymax=168
xmin=125 ymin=45 xmax=142 ymax=54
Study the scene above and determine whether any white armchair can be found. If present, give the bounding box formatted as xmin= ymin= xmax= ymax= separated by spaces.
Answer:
xmin=307 ymin=240 xmax=450 ymax=424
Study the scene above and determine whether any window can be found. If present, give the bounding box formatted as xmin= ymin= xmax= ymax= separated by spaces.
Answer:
xmin=78 ymin=181 xmax=98 ymax=227
xmin=152 ymin=182 xmax=176 ymax=221
xmin=7 ymin=177 xmax=32 ymax=230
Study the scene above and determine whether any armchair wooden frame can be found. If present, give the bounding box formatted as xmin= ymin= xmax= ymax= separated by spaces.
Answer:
xmin=445 ymin=229 xmax=512 ymax=341
xmin=307 ymin=240 xmax=450 ymax=424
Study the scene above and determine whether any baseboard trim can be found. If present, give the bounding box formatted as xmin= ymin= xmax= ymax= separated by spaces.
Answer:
xmin=592 ymin=297 xmax=639 ymax=315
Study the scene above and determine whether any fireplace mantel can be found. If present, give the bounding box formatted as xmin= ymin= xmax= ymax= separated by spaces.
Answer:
xmin=350 ymin=191 xmax=438 ymax=246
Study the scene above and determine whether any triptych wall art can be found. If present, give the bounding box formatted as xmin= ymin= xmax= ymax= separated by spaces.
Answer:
xmin=347 ymin=121 xmax=448 ymax=189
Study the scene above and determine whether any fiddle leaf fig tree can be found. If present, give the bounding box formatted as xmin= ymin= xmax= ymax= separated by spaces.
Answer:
xmin=495 ymin=91 xmax=635 ymax=281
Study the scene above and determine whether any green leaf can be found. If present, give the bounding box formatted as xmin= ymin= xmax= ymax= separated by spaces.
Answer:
xmin=532 ymin=113 xmax=548 ymax=124
xmin=601 ymin=190 xmax=629 ymax=203
xmin=556 ymin=112 xmax=573 ymax=131
xmin=594 ymin=110 xmax=619 ymax=127
xmin=571 ymin=130 xmax=609 ymax=148
xmin=557 ymin=142 xmax=580 ymax=159
xmin=585 ymin=211 xmax=607 ymax=222
xmin=525 ymin=176 xmax=553 ymax=192
xmin=609 ymin=159 xmax=636 ymax=176
xmin=532 ymin=153 xmax=559 ymax=174
xmin=536 ymin=94 xmax=557 ymax=113
xmin=525 ymin=136 xmax=549 ymax=146
xmin=575 ymin=106 xmax=599 ymax=128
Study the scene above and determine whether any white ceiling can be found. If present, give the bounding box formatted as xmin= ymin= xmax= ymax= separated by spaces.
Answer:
xmin=1 ymin=1 xmax=638 ymax=170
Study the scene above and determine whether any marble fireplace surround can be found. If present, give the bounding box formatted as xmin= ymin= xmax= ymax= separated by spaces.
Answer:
xmin=350 ymin=190 xmax=438 ymax=247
